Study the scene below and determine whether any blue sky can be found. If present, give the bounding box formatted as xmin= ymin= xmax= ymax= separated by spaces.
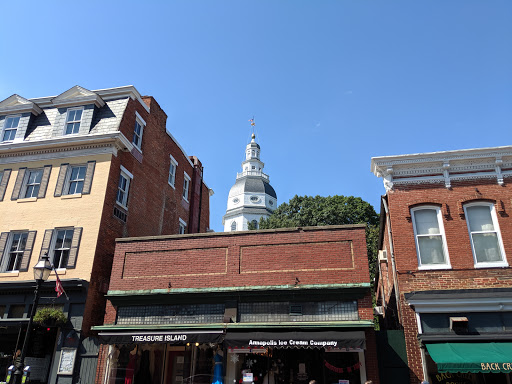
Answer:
xmin=1 ymin=1 xmax=511 ymax=231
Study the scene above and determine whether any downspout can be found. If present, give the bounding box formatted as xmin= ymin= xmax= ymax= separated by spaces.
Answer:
xmin=382 ymin=196 xmax=403 ymax=324
xmin=197 ymin=165 xmax=204 ymax=233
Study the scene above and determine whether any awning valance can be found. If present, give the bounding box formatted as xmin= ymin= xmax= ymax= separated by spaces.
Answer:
xmin=426 ymin=343 xmax=512 ymax=373
xmin=99 ymin=330 xmax=224 ymax=345
xmin=225 ymin=331 xmax=365 ymax=350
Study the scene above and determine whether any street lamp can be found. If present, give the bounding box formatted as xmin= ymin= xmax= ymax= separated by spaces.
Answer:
xmin=12 ymin=253 xmax=52 ymax=384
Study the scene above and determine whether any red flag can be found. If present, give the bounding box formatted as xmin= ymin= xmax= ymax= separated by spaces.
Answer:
xmin=55 ymin=272 xmax=65 ymax=298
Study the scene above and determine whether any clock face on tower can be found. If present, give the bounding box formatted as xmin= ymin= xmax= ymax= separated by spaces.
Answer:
xmin=250 ymin=196 xmax=260 ymax=203
xmin=233 ymin=198 xmax=240 ymax=204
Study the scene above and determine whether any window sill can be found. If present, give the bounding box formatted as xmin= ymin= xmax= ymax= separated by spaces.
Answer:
xmin=417 ymin=264 xmax=452 ymax=271
xmin=0 ymin=271 xmax=20 ymax=277
xmin=50 ymin=269 xmax=66 ymax=275
xmin=115 ymin=202 xmax=128 ymax=211
xmin=17 ymin=197 xmax=38 ymax=203
xmin=168 ymin=182 xmax=176 ymax=189
xmin=132 ymin=145 xmax=143 ymax=154
xmin=61 ymin=193 xmax=82 ymax=200
xmin=474 ymin=262 xmax=509 ymax=269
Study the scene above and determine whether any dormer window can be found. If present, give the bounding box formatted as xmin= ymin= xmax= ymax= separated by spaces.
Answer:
xmin=132 ymin=112 xmax=146 ymax=151
xmin=2 ymin=116 xmax=20 ymax=142
xmin=65 ymin=108 xmax=83 ymax=135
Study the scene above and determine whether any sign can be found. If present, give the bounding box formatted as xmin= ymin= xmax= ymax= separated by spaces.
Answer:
xmin=243 ymin=372 xmax=254 ymax=382
xmin=99 ymin=331 xmax=224 ymax=344
xmin=248 ymin=339 xmax=339 ymax=347
xmin=57 ymin=348 xmax=77 ymax=375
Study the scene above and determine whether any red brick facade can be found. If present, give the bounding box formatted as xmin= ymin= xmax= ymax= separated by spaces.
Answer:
xmin=82 ymin=96 xmax=210 ymax=335
xmin=97 ymin=225 xmax=379 ymax=384
xmin=375 ymin=166 xmax=512 ymax=383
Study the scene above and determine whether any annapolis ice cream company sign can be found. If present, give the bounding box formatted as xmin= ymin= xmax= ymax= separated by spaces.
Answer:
xmin=248 ymin=339 xmax=339 ymax=348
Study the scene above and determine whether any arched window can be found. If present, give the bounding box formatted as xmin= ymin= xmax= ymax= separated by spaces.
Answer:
xmin=231 ymin=221 xmax=237 ymax=231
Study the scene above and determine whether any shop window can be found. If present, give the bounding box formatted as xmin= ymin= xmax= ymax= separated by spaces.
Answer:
xmin=464 ymin=202 xmax=508 ymax=268
xmin=411 ymin=206 xmax=450 ymax=269
xmin=8 ymin=305 xmax=25 ymax=318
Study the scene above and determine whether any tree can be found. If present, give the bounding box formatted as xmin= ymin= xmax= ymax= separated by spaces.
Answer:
xmin=259 ymin=195 xmax=379 ymax=282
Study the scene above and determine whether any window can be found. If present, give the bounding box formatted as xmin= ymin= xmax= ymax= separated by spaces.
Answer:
xmin=411 ymin=206 xmax=450 ymax=269
xmin=40 ymin=227 xmax=82 ymax=270
xmin=54 ymin=162 xmax=95 ymax=197
xmin=2 ymin=115 xmax=20 ymax=142
xmin=23 ymin=169 xmax=43 ymax=198
xmin=464 ymin=202 xmax=507 ymax=267
xmin=66 ymin=165 xmax=86 ymax=194
xmin=132 ymin=112 xmax=146 ymax=150
xmin=179 ymin=218 xmax=187 ymax=234
xmin=116 ymin=166 xmax=133 ymax=208
xmin=231 ymin=221 xmax=237 ymax=231
xmin=0 ymin=231 xmax=36 ymax=272
xmin=65 ymin=108 xmax=83 ymax=135
xmin=183 ymin=172 xmax=191 ymax=202
xmin=168 ymin=155 xmax=178 ymax=188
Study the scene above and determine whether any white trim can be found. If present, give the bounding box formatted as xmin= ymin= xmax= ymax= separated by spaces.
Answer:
xmin=64 ymin=107 xmax=84 ymax=136
xmin=120 ymin=165 xmax=133 ymax=179
xmin=168 ymin=155 xmax=178 ymax=188
xmin=169 ymin=154 xmax=178 ymax=166
xmin=1 ymin=115 xmax=21 ymax=142
xmin=415 ymin=312 xmax=423 ymax=334
xmin=411 ymin=206 xmax=451 ymax=270
xmin=463 ymin=202 xmax=508 ymax=268
xmin=178 ymin=218 xmax=187 ymax=234
xmin=183 ymin=171 xmax=191 ymax=202
xmin=135 ymin=111 xmax=146 ymax=126
xmin=358 ymin=350 xmax=367 ymax=384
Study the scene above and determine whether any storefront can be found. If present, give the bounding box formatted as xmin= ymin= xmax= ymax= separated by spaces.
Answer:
xmin=97 ymin=329 xmax=370 ymax=384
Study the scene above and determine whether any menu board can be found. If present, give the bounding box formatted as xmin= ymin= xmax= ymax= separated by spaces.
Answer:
xmin=57 ymin=348 xmax=76 ymax=375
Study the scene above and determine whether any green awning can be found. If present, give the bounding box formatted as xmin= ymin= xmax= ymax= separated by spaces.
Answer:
xmin=426 ymin=343 xmax=512 ymax=373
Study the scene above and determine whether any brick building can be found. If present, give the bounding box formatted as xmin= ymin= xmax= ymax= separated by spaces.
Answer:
xmin=371 ymin=146 xmax=512 ymax=384
xmin=0 ymin=86 xmax=211 ymax=384
xmin=94 ymin=225 xmax=379 ymax=384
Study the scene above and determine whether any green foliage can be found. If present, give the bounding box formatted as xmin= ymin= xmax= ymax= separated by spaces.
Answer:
xmin=33 ymin=307 xmax=67 ymax=326
xmin=247 ymin=220 xmax=257 ymax=230
xmin=259 ymin=195 xmax=380 ymax=282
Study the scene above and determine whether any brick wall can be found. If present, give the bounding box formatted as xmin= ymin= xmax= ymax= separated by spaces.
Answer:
xmin=378 ymin=179 xmax=512 ymax=383
xmin=82 ymin=96 xmax=210 ymax=335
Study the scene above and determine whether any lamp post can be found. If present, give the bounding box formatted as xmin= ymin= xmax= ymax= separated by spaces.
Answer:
xmin=12 ymin=253 xmax=52 ymax=384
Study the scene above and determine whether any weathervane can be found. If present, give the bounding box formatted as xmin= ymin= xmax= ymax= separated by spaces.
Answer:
xmin=248 ymin=116 xmax=256 ymax=131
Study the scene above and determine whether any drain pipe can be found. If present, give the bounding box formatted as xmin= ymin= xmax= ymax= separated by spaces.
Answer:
xmin=382 ymin=196 xmax=403 ymax=324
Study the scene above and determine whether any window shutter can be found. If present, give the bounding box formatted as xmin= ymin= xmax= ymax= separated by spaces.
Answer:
xmin=11 ymin=168 xmax=26 ymax=200
xmin=66 ymin=227 xmax=82 ymax=269
xmin=0 ymin=169 xmax=11 ymax=201
xmin=82 ymin=161 xmax=96 ymax=195
xmin=39 ymin=229 xmax=54 ymax=261
xmin=0 ymin=232 xmax=8 ymax=263
xmin=19 ymin=231 xmax=36 ymax=272
xmin=54 ymin=164 xmax=69 ymax=197
xmin=37 ymin=165 xmax=52 ymax=198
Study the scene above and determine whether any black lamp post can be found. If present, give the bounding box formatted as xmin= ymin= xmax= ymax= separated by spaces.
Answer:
xmin=12 ymin=253 xmax=52 ymax=384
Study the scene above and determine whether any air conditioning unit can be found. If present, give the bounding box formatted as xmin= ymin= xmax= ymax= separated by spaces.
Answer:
xmin=378 ymin=250 xmax=388 ymax=262
xmin=374 ymin=306 xmax=384 ymax=316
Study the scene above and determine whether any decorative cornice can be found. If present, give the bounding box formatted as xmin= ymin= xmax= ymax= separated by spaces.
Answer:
xmin=0 ymin=132 xmax=133 ymax=164
xmin=371 ymin=146 xmax=512 ymax=191
xmin=51 ymin=85 xmax=105 ymax=109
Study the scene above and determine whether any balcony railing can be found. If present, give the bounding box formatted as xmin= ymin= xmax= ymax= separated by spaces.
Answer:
xmin=236 ymin=170 xmax=269 ymax=181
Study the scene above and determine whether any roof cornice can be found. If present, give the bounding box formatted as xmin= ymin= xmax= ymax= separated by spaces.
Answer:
xmin=371 ymin=145 xmax=512 ymax=191
xmin=0 ymin=94 xmax=43 ymax=116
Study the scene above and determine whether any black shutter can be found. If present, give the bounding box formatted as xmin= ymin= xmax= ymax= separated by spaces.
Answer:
xmin=39 ymin=229 xmax=54 ymax=262
xmin=37 ymin=165 xmax=52 ymax=198
xmin=82 ymin=161 xmax=96 ymax=195
xmin=54 ymin=164 xmax=69 ymax=197
xmin=0 ymin=169 xmax=11 ymax=201
xmin=19 ymin=231 xmax=36 ymax=272
xmin=66 ymin=227 xmax=82 ymax=269
xmin=11 ymin=168 xmax=26 ymax=200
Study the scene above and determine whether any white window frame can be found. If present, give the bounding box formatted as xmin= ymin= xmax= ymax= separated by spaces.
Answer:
xmin=411 ymin=205 xmax=451 ymax=270
xmin=64 ymin=107 xmax=83 ymax=135
xmin=22 ymin=168 xmax=44 ymax=199
xmin=49 ymin=228 xmax=74 ymax=269
xmin=231 ymin=221 xmax=237 ymax=231
xmin=116 ymin=166 xmax=133 ymax=209
xmin=132 ymin=111 xmax=146 ymax=151
xmin=1 ymin=115 xmax=21 ymax=142
xmin=463 ymin=202 xmax=508 ymax=268
xmin=179 ymin=218 xmax=187 ymax=234
xmin=183 ymin=172 xmax=191 ymax=202
xmin=64 ymin=165 xmax=87 ymax=195
xmin=168 ymin=155 xmax=178 ymax=188
xmin=1 ymin=232 xmax=28 ymax=272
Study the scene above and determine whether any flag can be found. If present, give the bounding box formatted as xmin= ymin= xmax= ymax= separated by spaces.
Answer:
xmin=248 ymin=118 xmax=255 ymax=126
xmin=55 ymin=270 xmax=65 ymax=298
